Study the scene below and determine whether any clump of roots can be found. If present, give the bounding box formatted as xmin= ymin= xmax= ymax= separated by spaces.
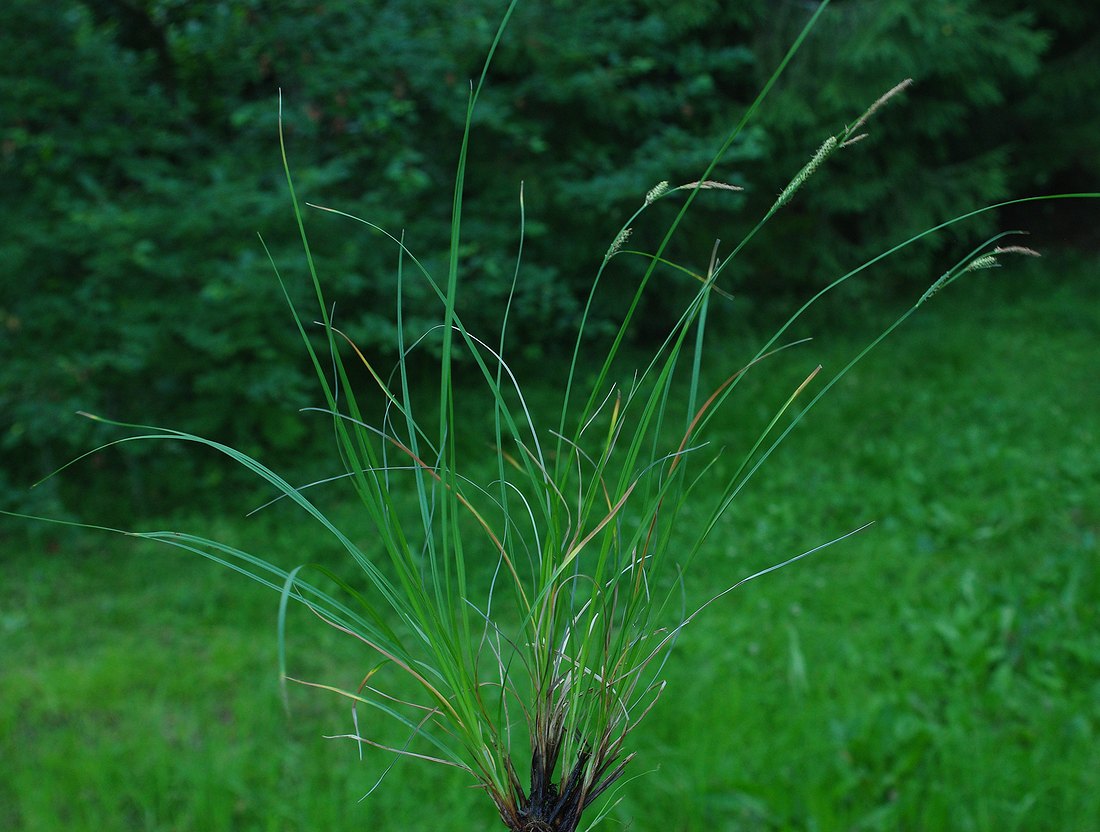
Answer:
xmin=493 ymin=686 xmax=633 ymax=832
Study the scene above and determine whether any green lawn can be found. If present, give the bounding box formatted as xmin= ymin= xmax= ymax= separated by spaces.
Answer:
xmin=3 ymin=262 xmax=1098 ymax=831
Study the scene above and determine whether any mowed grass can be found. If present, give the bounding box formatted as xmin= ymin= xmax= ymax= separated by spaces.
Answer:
xmin=2 ymin=260 xmax=1098 ymax=831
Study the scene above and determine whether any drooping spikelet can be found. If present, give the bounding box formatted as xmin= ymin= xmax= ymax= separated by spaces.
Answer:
xmin=962 ymin=254 xmax=1000 ymax=272
xmin=605 ymin=227 xmax=632 ymax=259
xmin=772 ymin=135 xmax=838 ymax=211
xmin=645 ymin=181 xmax=670 ymax=204
xmin=919 ymin=244 xmax=1042 ymax=306
xmin=993 ymin=245 xmax=1042 ymax=257
xmin=768 ymin=79 xmax=912 ymax=213
xmin=675 ymin=179 xmax=745 ymax=193
xmin=846 ymin=78 xmax=914 ymax=137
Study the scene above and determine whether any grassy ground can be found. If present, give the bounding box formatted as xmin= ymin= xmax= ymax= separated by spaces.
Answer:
xmin=2 ymin=259 xmax=1098 ymax=830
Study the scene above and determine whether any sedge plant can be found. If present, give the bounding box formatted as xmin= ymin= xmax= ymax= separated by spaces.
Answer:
xmin=8 ymin=2 xmax=1098 ymax=830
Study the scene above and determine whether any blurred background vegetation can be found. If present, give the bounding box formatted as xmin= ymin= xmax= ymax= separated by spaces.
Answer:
xmin=1 ymin=1 xmax=1098 ymax=830
xmin=2 ymin=0 xmax=1097 ymax=518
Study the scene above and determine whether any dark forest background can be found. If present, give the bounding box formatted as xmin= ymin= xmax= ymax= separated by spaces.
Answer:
xmin=2 ymin=0 xmax=1097 ymax=518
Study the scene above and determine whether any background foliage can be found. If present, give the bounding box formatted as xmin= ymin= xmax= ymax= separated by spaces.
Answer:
xmin=2 ymin=0 xmax=1097 ymax=514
